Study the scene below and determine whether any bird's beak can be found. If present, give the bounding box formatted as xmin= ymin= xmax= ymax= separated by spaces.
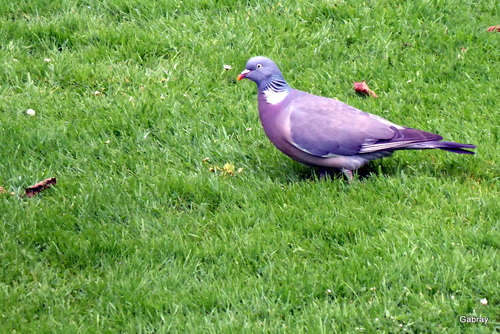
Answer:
xmin=237 ymin=69 xmax=251 ymax=81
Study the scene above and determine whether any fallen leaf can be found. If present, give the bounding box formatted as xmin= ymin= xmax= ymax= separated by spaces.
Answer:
xmin=487 ymin=25 xmax=500 ymax=32
xmin=206 ymin=162 xmax=242 ymax=176
xmin=354 ymin=81 xmax=378 ymax=98
xmin=25 ymin=177 xmax=57 ymax=198
xmin=223 ymin=163 xmax=235 ymax=175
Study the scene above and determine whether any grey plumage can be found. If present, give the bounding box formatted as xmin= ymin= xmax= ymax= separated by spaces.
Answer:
xmin=237 ymin=56 xmax=476 ymax=181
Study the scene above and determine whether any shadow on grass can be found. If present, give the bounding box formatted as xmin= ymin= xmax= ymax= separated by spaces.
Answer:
xmin=271 ymin=154 xmax=478 ymax=183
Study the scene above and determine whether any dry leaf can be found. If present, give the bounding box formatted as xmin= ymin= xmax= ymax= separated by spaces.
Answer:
xmin=354 ymin=81 xmax=379 ymax=98
xmin=206 ymin=162 xmax=242 ymax=176
xmin=25 ymin=177 xmax=57 ymax=198
xmin=223 ymin=163 xmax=235 ymax=175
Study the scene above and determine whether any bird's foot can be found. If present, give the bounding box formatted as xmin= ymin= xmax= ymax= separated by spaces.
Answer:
xmin=318 ymin=168 xmax=354 ymax=182
xmin=318 ymin=168 xmax=332 ymax=180
xmin=341 ymin=169 xmax=354 ymax=183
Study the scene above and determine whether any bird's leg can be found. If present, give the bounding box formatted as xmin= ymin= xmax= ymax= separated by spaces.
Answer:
xmin=341 ymin=169 xmax=354 ymax=183
xmin=318 ymin=168 xmax=331 ymax=180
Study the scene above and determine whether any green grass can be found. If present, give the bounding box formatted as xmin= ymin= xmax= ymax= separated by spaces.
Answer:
xmin=0 ymin=0 xmax=499 ymax=332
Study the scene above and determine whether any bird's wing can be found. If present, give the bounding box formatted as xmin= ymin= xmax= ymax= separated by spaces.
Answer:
xmin=358 ymin=124 xmax=442 ymax=153
xmin=287 ymin=90 xmax=442 ymax=157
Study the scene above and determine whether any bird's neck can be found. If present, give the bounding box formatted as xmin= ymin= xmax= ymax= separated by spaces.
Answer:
xmin=260 ymin=77 xmax=290 ymax=105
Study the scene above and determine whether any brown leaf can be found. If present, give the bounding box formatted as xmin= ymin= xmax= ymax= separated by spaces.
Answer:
xmin=353 ymin=81 xmax=379 ymax=98
xmin=25 ymin=177 xmax=57 ymax=198
xmin=487 ymin=25 xmax=500 ymax=32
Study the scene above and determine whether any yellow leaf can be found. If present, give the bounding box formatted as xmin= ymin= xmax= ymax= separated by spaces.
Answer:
xmin=223 ymin=163 xmax=235 ymax=173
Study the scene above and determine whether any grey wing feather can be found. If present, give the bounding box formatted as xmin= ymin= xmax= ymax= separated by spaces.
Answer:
xmin=288 ymin=91 xmax=399 ymax=157
xmin=359 ymin=125 xmax=443 ymax=153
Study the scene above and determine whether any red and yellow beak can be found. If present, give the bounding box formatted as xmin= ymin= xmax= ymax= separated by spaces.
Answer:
xmin=237 ymin=69 xmax=251 ymax=81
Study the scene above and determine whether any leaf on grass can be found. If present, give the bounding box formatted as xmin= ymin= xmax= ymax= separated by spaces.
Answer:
xmin=25 ymin=177 xmax=57 ymax=198
xmin=354 ymin=81 xmax=378 ymax=98
xmin=487 ymin=25 xmax=500 ymax=32
xmin=223 ymin=163 xmax=234 ymax=173
xmin=204 ymin=159 xmax=242 ymax=176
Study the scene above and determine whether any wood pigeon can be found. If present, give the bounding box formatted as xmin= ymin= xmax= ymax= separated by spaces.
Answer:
xmin=237 ymin=56 xmax=476 ymax=181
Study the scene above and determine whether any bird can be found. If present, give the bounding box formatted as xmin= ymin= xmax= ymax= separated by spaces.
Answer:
xmin=237 ymin=56 xmax=476 ymax=181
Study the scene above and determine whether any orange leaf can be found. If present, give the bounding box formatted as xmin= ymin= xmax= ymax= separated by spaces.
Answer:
xmin=354 ymin=81 xmax=379 ymax=98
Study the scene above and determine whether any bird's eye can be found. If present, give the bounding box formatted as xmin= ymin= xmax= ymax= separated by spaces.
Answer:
xmin=256 ymin=64 xmax=262 ymax=69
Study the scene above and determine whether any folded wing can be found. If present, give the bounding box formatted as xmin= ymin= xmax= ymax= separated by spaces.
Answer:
xmin=288 ymin=91 xmax=442 ymax=157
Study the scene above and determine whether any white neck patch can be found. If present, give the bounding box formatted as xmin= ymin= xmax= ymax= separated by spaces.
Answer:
xmin=263 ymin=89 xmax=289 ymax=105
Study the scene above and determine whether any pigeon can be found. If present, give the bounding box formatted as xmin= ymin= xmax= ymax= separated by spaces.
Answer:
xmin=237 ymin=56 xmax=476 ymax=181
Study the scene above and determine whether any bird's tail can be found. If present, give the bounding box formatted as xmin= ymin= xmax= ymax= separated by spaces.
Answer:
xmin=407 ymin=141 xmax=476 ymax=154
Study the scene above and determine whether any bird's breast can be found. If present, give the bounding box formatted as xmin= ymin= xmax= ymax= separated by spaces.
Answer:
xmin=258 ymin=99 xmax=294 ymax=151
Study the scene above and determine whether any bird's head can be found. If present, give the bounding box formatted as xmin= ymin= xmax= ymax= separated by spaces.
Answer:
xmin=237 ymin=57 xmax=285 ymax=87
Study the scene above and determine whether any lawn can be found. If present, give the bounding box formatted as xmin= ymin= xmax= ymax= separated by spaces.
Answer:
xmin=0 ymin=0 xmax=498 ymax=332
